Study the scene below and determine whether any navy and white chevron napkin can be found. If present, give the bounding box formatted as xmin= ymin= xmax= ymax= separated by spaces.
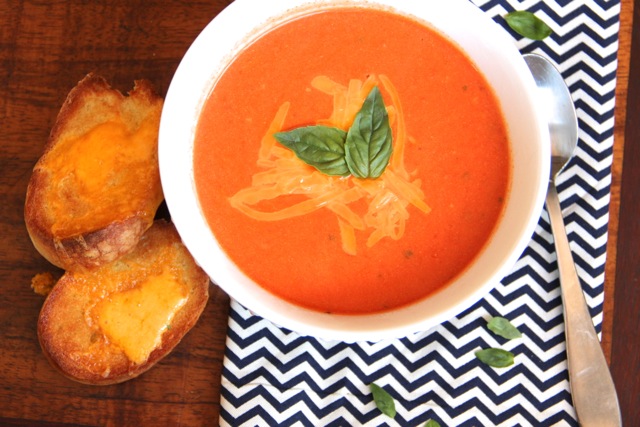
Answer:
xmin=220 ymin=1 xmax=621 ymax=425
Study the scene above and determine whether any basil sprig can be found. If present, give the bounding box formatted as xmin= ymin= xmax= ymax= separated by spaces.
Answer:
xmin=475 ymin=316 xmax=522 ymax=368
xmin=505 ymin=11 xmax=553 ymax=40
xmin=370 ymin=383 xmax=396 ymax=418
xmin=487 ymin=316 xmax=522 ymax=340
xmin=344 ymin=86 xmax=392 ymax=178
xmin=272 ymin=126 xmax=349 ymax=176
xmin=475 ymin=348 xmax=515 ymax=368
xmin=274 ymin=86 xmax=392 ymax=179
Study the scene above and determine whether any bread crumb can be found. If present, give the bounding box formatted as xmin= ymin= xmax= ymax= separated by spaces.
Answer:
xmin=31 ymin=272 xmax=57 ymax=296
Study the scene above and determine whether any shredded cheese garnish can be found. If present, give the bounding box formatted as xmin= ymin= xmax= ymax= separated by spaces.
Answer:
xmin=228 ymin=74 xmax=430 ymax=255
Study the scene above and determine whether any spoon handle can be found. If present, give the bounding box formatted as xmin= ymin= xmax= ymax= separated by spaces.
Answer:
xmin=546 ymin=185 xmax=622 ymax=426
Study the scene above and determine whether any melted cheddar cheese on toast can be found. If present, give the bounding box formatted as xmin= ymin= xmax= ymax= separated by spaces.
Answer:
xmin=25 ymin=74 xmax=164 ymax=270
xmin=37 ymin=220 xmax=210 ymax=385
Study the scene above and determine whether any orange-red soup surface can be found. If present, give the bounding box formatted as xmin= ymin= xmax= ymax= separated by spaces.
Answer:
xmin=194 ymin=7 xmax=511 ymax=315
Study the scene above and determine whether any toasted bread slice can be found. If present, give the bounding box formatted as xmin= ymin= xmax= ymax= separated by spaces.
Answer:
xmin=25 ymin=74 xmax=164 ymax=270
xmin=37 ymin=220 xmax=210 ymax=385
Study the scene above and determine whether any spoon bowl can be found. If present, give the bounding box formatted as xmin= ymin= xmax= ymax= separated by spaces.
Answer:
xmin=523 ymin=53 xmax=579 ymax=177
xmin=524 ymin=53 xmax=621 ymax=426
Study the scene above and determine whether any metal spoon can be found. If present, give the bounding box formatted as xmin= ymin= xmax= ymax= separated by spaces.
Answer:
xmin=524 ymin=53 xmax=621 ymax=426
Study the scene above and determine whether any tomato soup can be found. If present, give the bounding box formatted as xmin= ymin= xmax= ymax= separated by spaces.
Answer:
xmin=194 ymin=7 xmax=511 ymax=315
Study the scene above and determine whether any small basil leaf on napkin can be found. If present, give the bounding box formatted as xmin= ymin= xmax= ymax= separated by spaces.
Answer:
xmin=475 ymin=348 xmax=515 ymax=368
xmin=345 ymin=86 xmax=393 ymax=179
xmin=425 ymin=420 xmax=442 ymax=427
xmin=274 ymin=126 xmax=350 ymax=176
xmin=505 ymin=11 xmax=553 ymax=40
xmin=487 ymin=316 xmax=522 ymax=339
xmin=370 ymin=383 xmax=396 ymax=418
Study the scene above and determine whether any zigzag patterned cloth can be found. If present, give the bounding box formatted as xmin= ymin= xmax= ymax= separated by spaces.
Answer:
xmin=220 ymin=0 xmax=621 ymax=425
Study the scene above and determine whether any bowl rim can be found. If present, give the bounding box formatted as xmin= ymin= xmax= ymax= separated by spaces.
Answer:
xmin=159 ymin=0 xmax=550 ymax=342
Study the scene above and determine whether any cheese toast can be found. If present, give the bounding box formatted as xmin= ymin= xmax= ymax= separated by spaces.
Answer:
xmin=37 ymin=220 xmax=210 ymax=385
xmin=25 ymin=74 xmax=164 ymax=270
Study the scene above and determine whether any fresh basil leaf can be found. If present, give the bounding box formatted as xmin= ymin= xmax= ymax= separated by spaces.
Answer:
xmin=274 ymin=126 xmax=349 ymax=176
xmin=425 ymin=420 xmax=442 ymax=427
xmin=487 ymin=316 xmax=522 ymax=340
xmin=345 ymin=86 xmax=392 ymax=179
xmin=505 ymin=11 xmax=553 ymax=40
xmin=475 ymin=348 xmax=515 ymax=368
xmin=370 ymin=383 xmax=396 ymax=418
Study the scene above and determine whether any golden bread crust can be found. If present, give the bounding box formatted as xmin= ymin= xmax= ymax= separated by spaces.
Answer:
xmin=25 ymin=74 xmax=164 ymax=270
xmin=37 ymin=220 xmax=210 ymax=385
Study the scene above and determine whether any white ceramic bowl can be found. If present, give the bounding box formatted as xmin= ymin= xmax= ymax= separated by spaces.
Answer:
xmin=159 ymin=0 xmax=550 ymax=342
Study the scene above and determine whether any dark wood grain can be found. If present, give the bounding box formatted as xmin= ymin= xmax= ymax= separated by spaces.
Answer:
xmin=0 ymin=1 xmax=635 ymax=426
xmin=609 ymin=0 xmax=640 ymax=424
xmin=0 ymin=2 xmax=233 ymax=425
xmin=602 ymin=0 xmax=633 ymax=364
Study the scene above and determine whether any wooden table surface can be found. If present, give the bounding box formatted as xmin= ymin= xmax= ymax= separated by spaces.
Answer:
xmin=1 ymin=1 xmax=637 ymax=425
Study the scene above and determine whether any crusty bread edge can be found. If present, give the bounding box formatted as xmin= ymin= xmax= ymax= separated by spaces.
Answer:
xmin=43 ymin=74 xmax=160 ymax=154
